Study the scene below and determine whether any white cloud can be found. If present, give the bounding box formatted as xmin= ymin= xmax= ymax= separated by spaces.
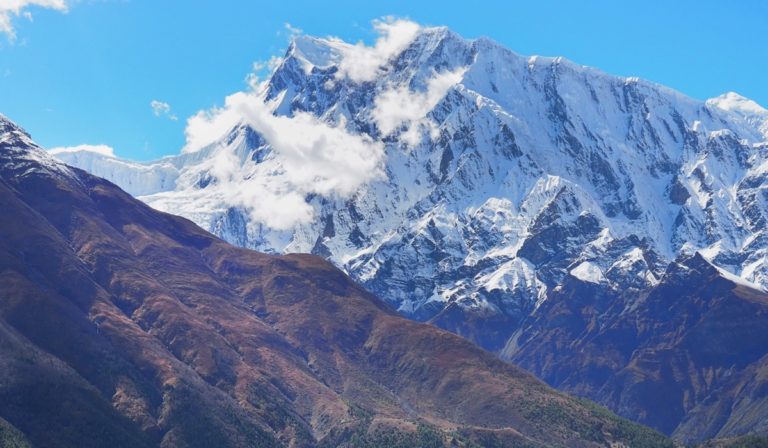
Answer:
xmin=0 ymin=0 xmax=67 ymax=40
xmin=247 ymin=56 xmax=283 ymax=89
xmin=334 ymin=18 xmax=421 ymax=83
xmin=182 ymin=90 xmax=385 ymax=229
xmin=372 ymin=67 xmax=466 ymax=146
xmin=283 ymin=22 xmax=302 ymax=39
xmin=182 ymin=97 xmax=242 ymax=154
xmin=233 ymin=182 xmax=315 ymax=230
xmin=150 ymin=99 xmax=178 ymax=121
xmin=251 ymin=56 xmax=283 ymax=75
xmin=48 ymin=143 xmax=115 ymax=157
xmin=237 ymin=94 xmax=384 ymax=197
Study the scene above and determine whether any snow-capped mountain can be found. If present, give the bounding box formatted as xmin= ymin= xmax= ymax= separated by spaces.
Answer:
xmin=53 ymin=24 xmax=768 ymax=354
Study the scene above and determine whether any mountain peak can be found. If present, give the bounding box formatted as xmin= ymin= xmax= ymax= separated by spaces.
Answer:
xmin=414 ymin=24 xmax=456 ymax=44
xmin=0 ymin=114 xmax=76 ymax=183
xmin=282 ymin=24 xmax=469 ymax=83
xmin=0 ymin=113 xmax=32 ymax=144
xmin=287 ymin=35 xmax=344 ymax=69
xmin=670 ymin=252 xmax=768 ymax=293
xmin=0 ymin=114 xmax=40 ymax=157
xmin=707 ymin=91 xmax=768 ymax=137
xmin=707 ymin=91 xmax=767 ymax=115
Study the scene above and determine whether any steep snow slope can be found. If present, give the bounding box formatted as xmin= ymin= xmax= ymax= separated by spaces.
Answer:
xmin=50 ymin=148 xmax=179 ymax=196
xmin=51 ymin=25 xmax=768 ymax=352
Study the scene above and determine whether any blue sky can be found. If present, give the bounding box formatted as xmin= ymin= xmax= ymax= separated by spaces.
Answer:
xmin=0 ymin=0 xmax=766 ymax=160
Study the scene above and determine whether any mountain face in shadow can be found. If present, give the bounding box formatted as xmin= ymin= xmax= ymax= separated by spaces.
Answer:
xmin=505 ymin=253 xmax=768 ymax=442
xmin=0 ymin=116 xmax=671 ymax=447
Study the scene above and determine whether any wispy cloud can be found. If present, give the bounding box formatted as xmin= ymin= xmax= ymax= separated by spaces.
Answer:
xmin=0 ymin=0 xmax=68 ymax=41
xmin=247 ymin=55 xmax=283 ymax=88
xmin=251 ymin=57 xmax=283 ymax=75
xmin=150 ymin=99 xmax=178 ymax=121
xmin=283 ymin=22 xmax=302 ymax=39
xmin=373 ymin=67 xmax=466 ymax=146
xmin=334 ymin=17 xmax=420 ymax=83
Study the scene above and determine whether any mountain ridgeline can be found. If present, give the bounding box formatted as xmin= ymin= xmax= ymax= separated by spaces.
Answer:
xmin=0 ymin=116 xmax=677 ymax=446
xmin=50 ymin=26 xmax=768 ymax=442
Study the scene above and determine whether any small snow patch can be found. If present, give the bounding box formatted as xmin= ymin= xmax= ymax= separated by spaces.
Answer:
xmin=570 ymin=261 xmax=605 ymax=284
xmin=713 ymin=264 xmax=766 ymax=292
